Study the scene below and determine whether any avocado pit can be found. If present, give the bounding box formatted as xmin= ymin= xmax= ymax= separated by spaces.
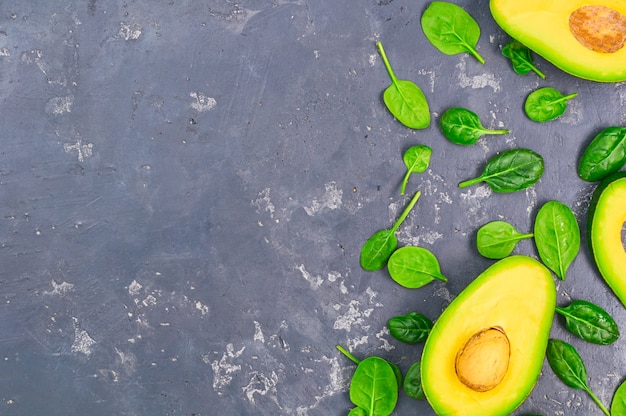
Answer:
xmin=569 ymin=5 xmax=626 ymax=53
xmin=455 ymin=327 xmax=510 ymax=392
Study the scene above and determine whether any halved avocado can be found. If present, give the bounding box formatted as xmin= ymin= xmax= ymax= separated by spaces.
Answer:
xmin=421 ymin=256 xmax=556 ymax=416
xmin=589 ymin=172 xmax=626 ymax=306
xmin=490 ymin=0 xmax=626 ymax=82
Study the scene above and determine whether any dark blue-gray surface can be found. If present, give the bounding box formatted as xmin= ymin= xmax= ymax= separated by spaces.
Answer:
xmin=1 ymin=1 xmax=625 ymax=415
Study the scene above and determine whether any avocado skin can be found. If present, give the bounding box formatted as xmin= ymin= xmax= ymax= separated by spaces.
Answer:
xmin=588 ymin=171 xmax=626 ymax=306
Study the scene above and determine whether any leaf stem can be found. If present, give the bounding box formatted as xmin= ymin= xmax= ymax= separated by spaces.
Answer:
xmin=391 ymin=190 xmax=421 ymax=233
xmin=376 ymin=41 xmax=398 ymax=85
xmin=556 ymin=93 xmax=578 ymax=103
xmin=336 ymin=345 xmax=360 ymax=365
xmin=584 ymin=387 xmax=611 ymax=416
xmin=533 ymin=66 xmax=546 ymax=79
xmin=468 ymin=47 xmax=485 ymax=65
xmin=400 ymin=170 xmax=411 ymax=195
xmin=458 ymin=176 xmax=483 ymax=189
xmin=486 ymin=129 xmax=509 ymax=135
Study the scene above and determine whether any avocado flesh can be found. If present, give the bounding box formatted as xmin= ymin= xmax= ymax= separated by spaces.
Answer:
xmin=421 ymin=256 xmax=556 ymax=416
xmin=490 ymin=0 xmax=626 ymax=82
xmin=589 ymin=172 xmax=626 ymax=307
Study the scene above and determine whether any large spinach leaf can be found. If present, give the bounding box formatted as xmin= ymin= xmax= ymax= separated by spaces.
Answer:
xmin=578 ymin=126 xmax=626 ymax=182
xmin=440 ymin=107 xmax=508 ymax=145
xmin=556 ymin=300 xmax=619 ymax=345
xmin=387 ymin=246 xmax=448 ymax=289
xmin=476 ymin=220 xmax=533 ymax=259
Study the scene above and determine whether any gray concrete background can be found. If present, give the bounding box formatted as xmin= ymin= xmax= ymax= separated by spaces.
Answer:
xmin=0 ymin=0 xmax=625 ymax=415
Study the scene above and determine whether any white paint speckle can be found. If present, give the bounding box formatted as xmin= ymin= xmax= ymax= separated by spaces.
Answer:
xmin=253 ymin=320 xmax=265 ymax=343
xmin=296 ymin=264 xmax=324 ymax=290
xmin=209 ymin=343 xmax=245 ymax=395
xmin=118 ymin=22 xmax=142 ymax=40
xmin=253 ymin=188 xmax=275 ymax=218
xmin=195 ymin=300 xmax=210 ymax=315
xmin=242 ymin=371 xmax=280 ymax=405
xmin=44 ymin=280 xmax=75 ymax=296
xmin=368 ymin=54 xmax=377 ymax=67
xmin=64 ymin=139 xmax=93 ymax=162
xmin=45 ymin=95 xmax=74 ymax=115
xmin=128 ymin=280 xmax=142 ymax=296
xmin=455 ymin=56 xmax=501 ymax=92
xmin=304 ymin=182 xmax=343 ymax=216
xmin=71 ymin=318 xmax=96 ymax=356
xmin=190 ymin=91 xmax=217 ymax=112
xmin=333 ymin=300 xmax=373 ymax=332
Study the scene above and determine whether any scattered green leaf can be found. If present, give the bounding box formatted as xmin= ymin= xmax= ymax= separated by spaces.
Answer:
xmin=387 ymin=312 xmax=433 ymax=344
xmin=502 ymin=39 xmax=545 ymax=79
xmin=401 ymin=145 xmax=432 ymax=195
xmin=403 ymin=361 xmax=426 ymax=400
xmin=458 ymin=148 xmax=544 ymax=192
xmin=546 ymin=339 xmax=610 ymax=416
xmin=387 ymin=246 xmax=448 ymax=289
xmin=524 ymin=87 xmax=577 ymax=122
xmin=476 ymin=220 xmax=533 ymax=259
xmin=360 ymin=191 xmax=421 ymax=271
xmin=421 ymin=1 xmax=485 ymax=64
xmin=556 ymin=300 xmax=619 ymax=345
xmin=440 ymin=107 xmax=509 ymax=146
xmin=578 ymin=126 xmax=626 ymax=182
xmin=377 ymin=41 xmax=430 ymax=129
xmin=611 ymin=379 xmax=626 ymax=416
xmin=534 ymin=200 xmax=580 ymax=281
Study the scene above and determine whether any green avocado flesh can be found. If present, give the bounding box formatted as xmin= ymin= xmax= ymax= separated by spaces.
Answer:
xmin=421 ymin=256 xmax=556 ymax=416
xmin=589 ymin=172 xmax=626 ymax=307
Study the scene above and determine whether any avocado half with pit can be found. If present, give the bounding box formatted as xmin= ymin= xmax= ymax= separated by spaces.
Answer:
xmin=421 ymin=256 xmax=556 ymax=416
xmin=589 ymin=172 xmax=626 ymax=306
xmin=490 ymin=0 xmax=626 ymax=82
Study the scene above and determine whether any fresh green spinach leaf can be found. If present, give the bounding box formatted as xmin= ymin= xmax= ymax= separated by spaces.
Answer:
xmin=578 ymin=126 xmax=626 ymax=182
xmin=421 ymin=1 xmax=485 ymax=64
xmin=501 ymin=39 xmax=545 ymax=79
xmin=534 ymin=200 xmax=580 ymax=281
xmin=377 ymin=42 xmax=430 ymax=130
xmin=524 ymin=87 xmax=577 ymax=122
xmin=440 ymin=107 xmax=508 ymax=145
xmin=476 ymin=220 xmax=533 ymax=259
xmin=546 ymin=339 xmax=610 ymax=416
xmin=556 ymin=300 xmax=619 ymax=345
xmin=403 ymin=361 xmax=426 ymax=400
xmin=336 ymin=346 xmax=400 ymax=415
xmin=387 ymin=246 xmax=448 ymax=289
xmin=611 ymin=379 xmax=626 ymax=416
xmin=387 ymin=312 xmax=433 ymax=344
xmin=401 ymin=145 xmax=432 ymax=195
xmin=458 ymin=148 xmax=544 ymax=192
xmin=360 ymin=191 xmax=421 ymax=271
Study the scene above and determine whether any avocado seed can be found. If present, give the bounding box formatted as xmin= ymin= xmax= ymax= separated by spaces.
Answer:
xmin=569 ymin=5 xmax=626 ymax=53
xmin=455 ymin=327 xmax=510 ymax=392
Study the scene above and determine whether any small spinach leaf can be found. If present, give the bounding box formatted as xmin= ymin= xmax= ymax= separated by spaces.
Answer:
xmin=421 ymin=1 xmax=485 ymax=64
xmin=360 ymin=191 xmax=421 ymax=271
xmin=524 ymin=87 xmax=577 ymax=122
xmin=387 ymin=246 xmax=448 ymax=289
xmin=377 ymin=42 xmax=430 ymax=129
xmin=546 ymin=339 xmax=611 ymax=416
xmin=458 ymin=148 xmax=544 ymax=192
xmin=401 ymin=145 xmax=432 ymax=195
xmin=578 ymin=126 xmax=626 ymax=182
xmin=556 ymin=300 xmax=619 ymax=345
xmin=611 ymin=379 xmax=626 ymax=416
xmin=387 ymin=312 xmax=433 ymax=344
xmin=501 ymin=39 xmax=545 ymax=79
xmin=347 ymin=407 xmax=368 ymax=416
xmin=476 ymin=220 xmax=533 ymax=259
xmin=403 ymin=361 xmax=426 ymax=400
xmin=440 ymin=107 xmax=509 ymax=145
xmin=534 ymin=200 xmax=580 ymax=281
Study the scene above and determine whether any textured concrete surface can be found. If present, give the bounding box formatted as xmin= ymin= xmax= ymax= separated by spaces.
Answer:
xmin=1 ymin=1 xmax=625 ymax=415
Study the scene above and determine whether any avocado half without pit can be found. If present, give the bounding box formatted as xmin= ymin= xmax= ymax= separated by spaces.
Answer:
xmin=589 ymin=172 xmax=626 ymax=306
xmin=421 ymin=256 xmax=556 ymax=416
xmin=490 ymin=0 xmax=626 ymax=82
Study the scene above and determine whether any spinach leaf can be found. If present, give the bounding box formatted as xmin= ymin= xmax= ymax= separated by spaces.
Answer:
xmin=440 ymin=107 xmax=509 ymax=145
xmin=336 ymin=346 xmax=400 ymax=415
xmin=401 ymin=145 xmax=432 ymax=195
xmin=387 ymin=312 xmax=433 ymax=344
xmin=556 ymin=300 xmax=619 ymax=345
xmin=578 ymin=126 xmax=626 ymax=182
xmin=360 ymin=191 xmax=421 ymax=271
xmin=403 ymin=361 xmax=426 ymax=400
xmin=476 ymin=220 xmax=533 ymax=259
xmin=534 ymin=200 xmax=580 ymax=281
xmin=421 ymin=1 xmax=485 ymax=64
xmin=377 ymin=42 xmax=430 ymax=130
xmin=387 ymin=246 xmax=448 ymax=289
xmin=524 ymin=87 xmax=577 ymax=122
xmin=501 ymin=39 xmax=545 ymax=79
xmin=611 ymin=379 xmax=626 ymax=416
xmin=546 ymin=339 xmax=611 ymax=416
xmin=458 ymin=148 xmax=544 ymax=192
